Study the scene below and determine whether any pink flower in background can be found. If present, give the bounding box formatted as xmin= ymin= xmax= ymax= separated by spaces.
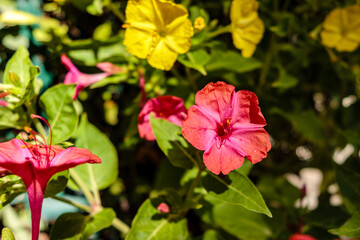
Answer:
xmin=138 ymin=96 xmax=187 ymax=141
xmin=182 ymin=81 xmax=271 ymax=175
xmin=0 ymin=114 xmax=102 ymax=240
xmin=289 ymin=233 xmax=317 ymax=240
xmin=61 ymin=54 xmax=124 ymax=100
xmin=157 ymin=203 xmax=170 ymax=213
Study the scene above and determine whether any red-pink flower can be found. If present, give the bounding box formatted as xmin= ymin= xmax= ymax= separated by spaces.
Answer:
xmin=0 ymin=115 xmax=101 ymax=240
xmin=138 ymin=96 xmax=187 ymax=141
xmin=157 ymin=203 xmax=170 ymax=213
xmin=182 ymin=81 xmax=271 ymax=175
xmin=289 ymin=233 xmax=317 ymax=240
xmin=61 ymin=54 xmax=124 ymax=100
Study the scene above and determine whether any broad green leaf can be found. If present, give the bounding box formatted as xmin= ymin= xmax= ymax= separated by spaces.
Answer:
xmin=1 ymin=227 xmax=15 ymax=240
xmin=270 ymin=108 xmax=326 ymax=142
xmin=205 ymin=50 xmax=262 ymax=73
xmin=50 ymin=208 xmax=115 ymax=240
xmin=201 ymin=171 xmax=272 ymax=217
xmin=40 ymin=84 xmax=78 ymax=144
xmin=150 ymin=115 xmax=196 ymax=169
xmin=177 ymin=49 xmax=210 ymax=75
xmin=335 ymin=164 xmax=360 ymax=212
xmin=126 ymin=198 xmax=188 ymax=240
xmin=329 ymin=212 xmax=360 ymax=238
xmin=3 ymin=46 xmax=40 ymax=106
xmin=68 ymin=114 xmax=118 ymax=190
xmin=212 ymin=203 xmax=272 ymax=240
xmin=0 ymin=175 xmax=25 ymax=209
xmin=93 ymin=22 xmax=112 ymax=41
xmin=0 ymin=107 xmax=29 ymax=130
xmin=195 ymin=229 xmax=225 ymax=240
xmin=44 ymin=170 xmax=69 ymax=198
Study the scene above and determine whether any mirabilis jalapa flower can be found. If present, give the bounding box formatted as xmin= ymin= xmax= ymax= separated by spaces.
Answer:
xmin=182 ymin=81 xmax=271 ymax=175
xmin=0 ymin=114 xmax=102 ymax=240
xmin=138 ymin=96 xmax=187 ymax=141
xmin=230 ymin=0 xmax=265 ymax=58
xmin=123 ymin=0 xmax=193 ymax=70
xmin=321 ymin=4 xmax=360 ymax=52
xmin=61 ymin=54 xmax=124 ymax=100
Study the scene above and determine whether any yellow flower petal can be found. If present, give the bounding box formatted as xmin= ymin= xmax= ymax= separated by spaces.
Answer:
xmin=147 ymin=40 xmax=178 ymax=70
xmin=231 ymin=0 xmax=259 ymax=25
xmin=124 ymin=27 xmax=153 ymax=59
xmin=320 ymin=31 xmax=341 ymax=48
xmin=165 ymin=17 xmax=193 ymax=53
xmin=335 ymin=38 xmax=359 ymax=52
xmin=125 ymin=0 xmax=159 ymax=28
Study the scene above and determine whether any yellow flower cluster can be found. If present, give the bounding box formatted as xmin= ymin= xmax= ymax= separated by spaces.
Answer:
xmin=230 ymin=0 xmax=264 ymax=58
xmin=321 ymin=4 xmax=360 ymax=52
xmin=123 ymin=0 xmax=193 ymax=70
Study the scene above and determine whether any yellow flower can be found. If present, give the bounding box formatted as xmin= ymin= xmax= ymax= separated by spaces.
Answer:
xmin=230 ymin=0 xmax=264 ymax=58
xmin=123 ymin=0 xmax=193 ymax=70
xmin=321 ymin=5 xmax=360 ymax=52
xmin=194 ymin=17 xmax=206 ymax=31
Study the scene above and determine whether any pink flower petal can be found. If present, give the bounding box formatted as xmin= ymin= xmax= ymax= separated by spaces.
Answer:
xmin=232 ymin=90 xmax=266 ymax=126
xmin=195 ymin=81 xmax=235 ymax=122
xmin=289 ymin=233 xmax=317 ymax=240
xmin=203 ymin=140 xmax=244 ymax=175
xmin=0 ymin=139 xmax=33 ymax=168
xmin=49 ymin=147 xmax=102 ymax=172
xmin=96 ymin=62 xmax=124 ymax=74
xmin=61 ymin=54 xmax=81 ymax=76
xmin=182 ymin=105 xmax=218 ymax=150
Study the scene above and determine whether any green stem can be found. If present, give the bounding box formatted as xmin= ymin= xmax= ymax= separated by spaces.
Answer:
xmin=109 ymin=4 xmax=125 ymax=22
xmin=69 ymin=169 xmax=95 ymax=205
xmin=87 ymin=164 xmax=102 ymax=207
xmin=259 ymin=35 xmax=276 ymax=87
xmin=209 ymin=25 xmax=231 ymax=38
xmin=186 ymin=168 xmax=203 ymax=201
xmin=52 ymin=195 xmax=92 ymax=212
xmin=112 ymin=217 xmax=130 ymax=235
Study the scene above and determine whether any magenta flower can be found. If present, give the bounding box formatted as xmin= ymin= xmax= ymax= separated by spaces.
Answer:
xmin=157 ymin=203 xmax=170 ymax=213
xmin=289 ymin=233 xmax=317 ymax=240
xmin=0 ymin=115 xmax=102 ymax=240
xmin=61 ymin=54 xmax=124 ymax=100
xmin=0 ymin=91 xmax=11 ymax=107
xmin=138 ymin=96 xmax=187 ymax=141
xmin=182 ymin=81 xmax=271 ymax=175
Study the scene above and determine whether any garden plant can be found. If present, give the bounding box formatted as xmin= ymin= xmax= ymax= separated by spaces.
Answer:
xmin=0 ymin=0 xmax=359 ymax=239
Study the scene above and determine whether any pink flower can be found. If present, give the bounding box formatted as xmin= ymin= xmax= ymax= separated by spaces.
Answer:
xmin=182 ymin=81 xmax=271 ymax=175
xmin=0 ymin=91 xmax=11 ymax=107
xmin=138 ymin=96 xmax=187 ymax=141
xmin=61 ymin=54 xmax=124 ymax=100
xmin=0 ymin=114 xmax=102 ymax=240
xmin=289 ymin=233 xmax=317 ymax=240
xmin=157 ymin=203 xmax=170 ymax=213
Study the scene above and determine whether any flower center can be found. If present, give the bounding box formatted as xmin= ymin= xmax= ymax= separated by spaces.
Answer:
xmin=217 ymin=117 xmax=233 ymax=137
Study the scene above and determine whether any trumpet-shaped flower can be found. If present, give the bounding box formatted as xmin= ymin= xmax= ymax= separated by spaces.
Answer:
xmin=0 ymin=115 xmax=101 ymax=240
xmin=61 ymin=54 xmax=123 ymax=100
xmin=230 ymin=0 xmax=265 ymax=58
xmin=123 ymin=0 xmax=193 ymax=70
xmin=321 ymin=5 xmax=360 ymax=52
xmin=182 ymin=82 xmax=271 ymax=175
xmin=138 ymin=96 xmax=187 ymax=141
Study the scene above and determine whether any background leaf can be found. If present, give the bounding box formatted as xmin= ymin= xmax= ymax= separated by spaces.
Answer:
xmin=329 ymin=211 xmax=360 ymax=238
xmin=126 ymin=198 xmax=188 ymax=240
xmin=68 ymin=114 xmax=118 ymax=190
xmin=39 ymin=84 xmax=78 ymax=144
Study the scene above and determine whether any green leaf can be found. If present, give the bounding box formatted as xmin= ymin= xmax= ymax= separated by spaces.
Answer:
xmin=177 ymin=49 xmax=210 ymax=75
xmin=211 ymin=203 xmax=272 ymax=240
xmin=50 ymin=208 xmax=115 ymax=240
xmin=201 ymin=171 xmax=272 ymax=217
xmin=205 ymin=50 xmax=262 ymax=73
xmin=3 ymin=46 xmax=40 ymax=106
xmin=270 ymin=108 xmax=326 ymax=142
xmin=196 ymin=229 xmax=225 ymax=240
xmin=0 ymin=107 xmax=29 ymax=130
xmin=68 ymin=114 xmax=118 ymax=190
xmin=0 ymin=175 xmax=26 ymax=210
xmin=126 ymin=198 xmax=188 ymax=240
xmin=335 ymin=164 xmax=360 ymax=212
xmin=44 ymin=170 xmax=69 ymax=198
xmin=329 ymin=212 xmax=360 ymax=238
xmin=272 ymin=67 xmax=298 ymax=89
xmin=39 ymin=84 xmax=78 ymax=144
xmin=150 ymin=115 xmax=196 ymax=169
xmin=1 ymin=227 xmax=15 ymax=240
